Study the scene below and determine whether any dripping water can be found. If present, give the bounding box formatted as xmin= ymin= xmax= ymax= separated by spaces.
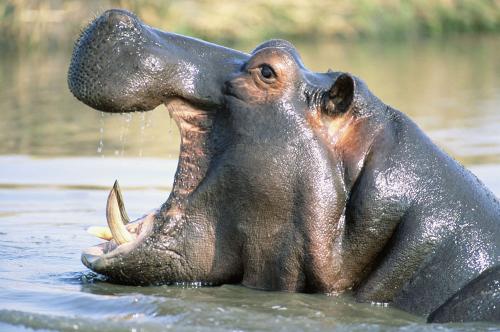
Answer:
xmin=118 ymin=113 xmax=132 ymax=156
xmin=97 ymin=112 xmax=105 ymax=157
xmin=138 ymin=112 xmax=147 ymax=157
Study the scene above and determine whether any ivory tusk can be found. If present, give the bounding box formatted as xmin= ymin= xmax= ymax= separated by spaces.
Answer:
xmin=106 ymin=180 xmax=134 ymax=244
xmin=113 ymin=180 xmax=130 ymax=224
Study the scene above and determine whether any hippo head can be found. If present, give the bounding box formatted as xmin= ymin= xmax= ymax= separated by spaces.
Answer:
xmin=69 ymin=9 xmax=381 ymax=291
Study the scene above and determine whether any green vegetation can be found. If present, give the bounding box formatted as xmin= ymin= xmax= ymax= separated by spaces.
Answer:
xmin=1 ymin=0 xmax=499 ymax=50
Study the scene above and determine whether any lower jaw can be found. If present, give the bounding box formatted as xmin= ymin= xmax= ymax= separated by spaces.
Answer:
xmin=81 ymin=212 xmax=155 ymax=269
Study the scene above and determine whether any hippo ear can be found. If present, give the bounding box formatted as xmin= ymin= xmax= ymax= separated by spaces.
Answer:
xmin=323 ymin=73 xmax=355 ymax=115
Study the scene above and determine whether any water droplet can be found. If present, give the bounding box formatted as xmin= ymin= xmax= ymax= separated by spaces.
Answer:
xmin=119 ymin=113 xmax=133 ymax=156
xmin=139 ymin=112 xmax=146 ymax=157
xmin=97 ymin=112 xmax=105 ymax=156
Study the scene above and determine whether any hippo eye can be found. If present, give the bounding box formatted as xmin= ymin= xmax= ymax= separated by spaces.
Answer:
xmin=259 ymin=64 xmax=276 ymax=81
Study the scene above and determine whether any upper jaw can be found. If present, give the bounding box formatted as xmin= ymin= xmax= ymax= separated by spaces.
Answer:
xmin=68 ymin=9 xmax=249 ymax=114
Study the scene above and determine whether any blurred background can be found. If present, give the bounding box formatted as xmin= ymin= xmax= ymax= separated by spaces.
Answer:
xmin=3 ymin=0 xmax=500 ymax=49
xmin=1 ymin=0 xmax=499 ymax=163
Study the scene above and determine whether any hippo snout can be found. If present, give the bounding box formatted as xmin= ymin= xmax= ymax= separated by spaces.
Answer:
xmin=68 ymin=9 xmax=166 ymax=112
xmin=68 ymin=9 xmax=249 ymax=113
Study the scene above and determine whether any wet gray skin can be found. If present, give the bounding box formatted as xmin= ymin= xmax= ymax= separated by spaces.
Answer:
xmin=68 ymin=9 xmax=500 ymax=323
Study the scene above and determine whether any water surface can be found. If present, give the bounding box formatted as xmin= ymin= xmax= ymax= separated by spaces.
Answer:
xmin=0 ymin=36 xmax=499 ymax=331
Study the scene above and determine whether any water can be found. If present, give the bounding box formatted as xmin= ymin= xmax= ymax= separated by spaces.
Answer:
xmin=0 ymin=36 xmax=499 ymax=331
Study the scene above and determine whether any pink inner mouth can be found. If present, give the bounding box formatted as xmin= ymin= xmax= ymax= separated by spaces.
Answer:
xmin=87 ymin=212 xmax=156 ymax=257
xmin=84 ymin=98 xmax=214 ymax=260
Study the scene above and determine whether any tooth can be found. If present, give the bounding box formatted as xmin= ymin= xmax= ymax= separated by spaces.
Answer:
xmin=87 ymin=226 xmax=113 ymax=240
xmin=114 ymin=180 xmax=130 ymax=224
xmin=106 ymin=180 xmax=134 ymax=244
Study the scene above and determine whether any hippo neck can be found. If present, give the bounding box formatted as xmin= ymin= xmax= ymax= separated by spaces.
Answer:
xmin=338 ymin=79 xmax=389 ymax=191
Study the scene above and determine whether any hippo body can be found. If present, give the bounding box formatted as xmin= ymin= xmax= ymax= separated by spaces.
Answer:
xmin=68 ymin=9 xmax=500 ymax=323
xmin=337 ymin=99 xmax=500 ymax=320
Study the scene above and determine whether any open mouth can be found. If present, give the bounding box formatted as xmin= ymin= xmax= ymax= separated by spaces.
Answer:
xmin=81 ymin=99 xmax=214 ymax=271
xmin=70 ymin=9 xmax=249 ymax=276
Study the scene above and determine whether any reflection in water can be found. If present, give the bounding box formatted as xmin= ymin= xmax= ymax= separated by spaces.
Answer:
xmin=0 ymin=36 xmax=499 ymax=164
xmin=0 ymin=48 xmax=180 ymax=158
xmin=0 ymin=36 xmax=499 ymax=331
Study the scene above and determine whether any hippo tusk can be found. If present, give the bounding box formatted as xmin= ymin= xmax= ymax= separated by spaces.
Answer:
xmin=106 ymin=180 xmax=134 ymax=244
xmin=114 ymin=180 xmax=130 ymax=224
xmin=87 ymin=226 xmax=113 ymax=240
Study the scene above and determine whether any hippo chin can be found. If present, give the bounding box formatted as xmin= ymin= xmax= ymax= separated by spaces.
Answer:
xmin=68 ymin=9 xmax=500 ymax=323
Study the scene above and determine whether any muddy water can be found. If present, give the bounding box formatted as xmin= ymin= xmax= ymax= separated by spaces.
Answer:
xmin=0 ymin=35 xmax=499 ymax=331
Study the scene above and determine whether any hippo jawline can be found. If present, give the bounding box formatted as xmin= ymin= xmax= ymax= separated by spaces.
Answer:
xmin=81 ymin=98 xmax=214 ymax=272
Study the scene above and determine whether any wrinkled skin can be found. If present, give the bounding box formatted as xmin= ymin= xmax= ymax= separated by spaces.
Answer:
xmin=68 ymin=9 xmax=500 ymax=323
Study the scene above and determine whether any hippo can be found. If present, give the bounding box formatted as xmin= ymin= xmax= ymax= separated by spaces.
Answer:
xmin=68 ymin=9 xmax=500 ymax=323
